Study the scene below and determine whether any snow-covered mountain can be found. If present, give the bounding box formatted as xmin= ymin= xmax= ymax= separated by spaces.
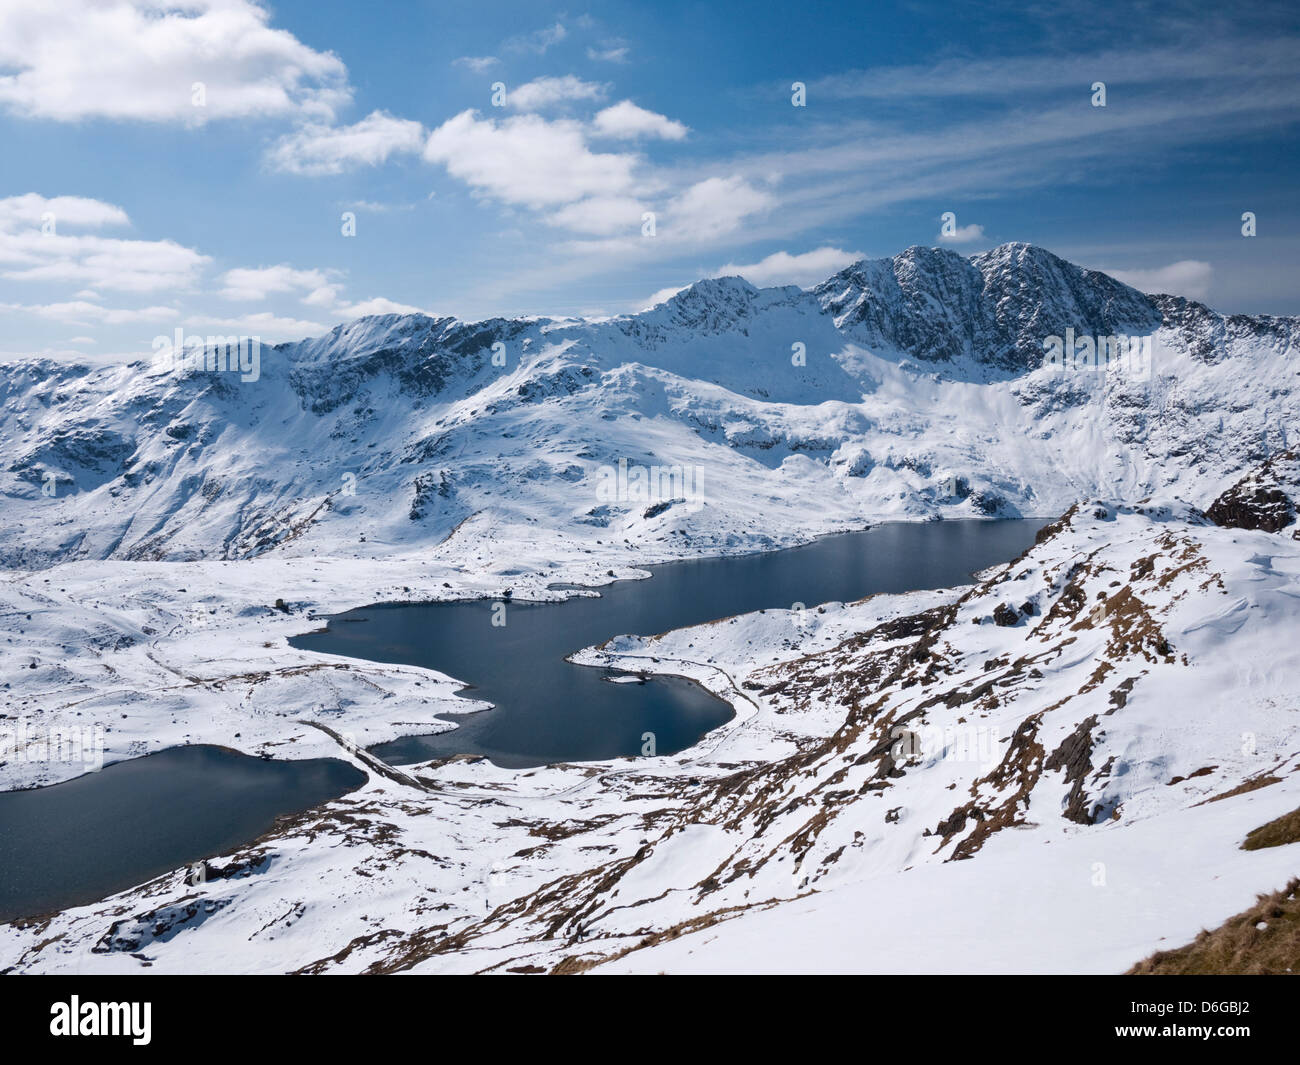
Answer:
xmin=3 ymin=243 xmax=1300 ymax=974
xmin=5 ymin=470 xmax=1299 ymax=973
xmin=3 ymin=242 xmax=1297 ymax=570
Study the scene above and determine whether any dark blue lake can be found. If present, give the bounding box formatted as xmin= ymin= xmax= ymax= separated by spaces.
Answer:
xmin=0 ymin=746 xmax=365 ymax=925
xmin=292 ymin=519 xmax=1044 ymax=768
xmin=1 ymin=519 xmax=1041 ymax=926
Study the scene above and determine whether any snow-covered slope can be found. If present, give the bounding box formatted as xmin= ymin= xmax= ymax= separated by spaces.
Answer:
xmin=4 ymin=475 xmax=1299 ymax=973
xmin=3 ymin=243 xmax=1297 ymax=569
xmin=3 ymin=243 xmax=1299 ymax=975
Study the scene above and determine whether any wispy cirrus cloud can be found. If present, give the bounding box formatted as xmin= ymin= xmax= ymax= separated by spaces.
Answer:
xmin=184 ymin=310 xmax=328 ymax=341
xmin=587 ymin=40 xmax=630 ymax=63
xmin=808 ymin=38 xmax=1300 ymax=101
xmin=503 ymin=21 xmax=567 ymax=56
xmin=453 ymin=55 xmax=499 ymax=73
xmin=0 ymin=300 xmax=180 ymax=325
xmin=1108 ymin=260 xmax=1213 ymax=301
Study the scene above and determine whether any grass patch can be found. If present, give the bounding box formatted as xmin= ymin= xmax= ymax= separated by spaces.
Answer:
xmin=1128 ymin=879 xmax=1300 ymax=975
xmin=1242 ymin=806 xmax=1300 ymax=851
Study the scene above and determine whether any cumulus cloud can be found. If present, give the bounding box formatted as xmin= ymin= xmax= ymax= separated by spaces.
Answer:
xmin=666 ymin=176 xmax=775 ymax=240
xmin=546 ymin=196 xmax=647 ymax=236
xmin=217 ymin=264 xmax=339 ymax=302
xmin=332 ymin=296 xmax=427 ymax=319
xmin=0 ymin=194 xmax=208 ymax=292
xmin=1108 ymin=260 xmax=1213 ymax=301
xmin=508 ymin=75 xmax=608 ymax=111
xmin=424 ymin=110 xmax=637 ymax=208
xmin=0 ymin=0 xmax=349 ymax=123
xmin=715 ymin=246 xmax=865 ymax=288
xmin=591 ymin=101 xmax=687 ymax=140
xmin=938 ymin=222 xmax=986 ymax=244
xmin=0 ymin=193 xmax=129 ymax=231
xmin=266 ymin=111 xmax=426 ymax=175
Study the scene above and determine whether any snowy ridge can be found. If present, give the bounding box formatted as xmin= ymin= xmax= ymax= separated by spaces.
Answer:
xmin=2 ymin=243 xmax=1298 ymax=569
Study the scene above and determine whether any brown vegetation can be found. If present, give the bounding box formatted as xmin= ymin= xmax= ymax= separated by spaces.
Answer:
xmin=1128 ymin=879 xmax=1300 ymax=975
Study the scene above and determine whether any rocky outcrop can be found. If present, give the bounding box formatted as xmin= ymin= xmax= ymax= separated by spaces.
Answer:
xmin=1206 ymin=452 xmax=1300 ymax=533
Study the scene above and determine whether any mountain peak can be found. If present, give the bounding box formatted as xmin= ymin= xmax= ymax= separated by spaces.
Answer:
xmin=813 ymin=241 xmax=1161 ymax=374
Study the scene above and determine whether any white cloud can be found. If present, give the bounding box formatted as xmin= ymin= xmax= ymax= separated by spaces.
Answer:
xmin=217 ymin=264 xmax=338 ymax=302
xmin=591 ymin=101 xmax=687 ymax=140
xmin=0 ymin=193 xmax=129 ymax=231
xmin=716 ymin=246 xmax=864 ymax=288
xmin=302 ymin=285 xmax=343 ymax=307
xmin=640 ymin=284 xmax=688 ymax=309
xmin=0 ymin=194 xmax=209 ymax=292
xmin=666 ymin=176 xmax=775 ymax=240
xmin=546 ymin=196 xmax=647 ymax=235
xmin=1108 ymin=260 xmax=1213 ymax=301
xmin=424 ymin=110 xmax=637 ymax=208
xmin=504 ymin=21 xmax=567 ymax=55
xmin=0 ymin=0 xmax=349 ymax=123
xmin=0 ymin=237 xmax=209 ymax=292
xmin=189 ymin=310 xmax=326 ymax=341
xmin=587 ymin=42 xmax=629 ymax=63
xmin=938 ymin=222 xmax=986 ymax=244
xmin=347 ymin=200 xmax=416 ymax=213
xmin=0 ymin=300 xmax=180 ymax=325
xmin=218 ymin=261 xmax=423 ymax=321
xmin=453 ymin=56 xmax=499 ymax=73
xmin=266 ymin=111 xmax=426 ymax=175
xmin=812 ymin=38 xmax=1300 ymax=101
xmin=333 ymin=296 xmax=427 ymax=319
xmin=636 ymin=246 xmax=865 ymax=312
xmin=508 ymin=75 xmax=607 ymax=111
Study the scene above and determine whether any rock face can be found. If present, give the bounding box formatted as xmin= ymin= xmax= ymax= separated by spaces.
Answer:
xmin=992 ymin=602 xmax=1021 ymax=626
xmin=2 ymin=242 xmax=1298 ymax=567
xmin=1206 ymin=452 xmax=1300 ymax=533
xmin=815 ymin=243 xmax=1161 ymax=374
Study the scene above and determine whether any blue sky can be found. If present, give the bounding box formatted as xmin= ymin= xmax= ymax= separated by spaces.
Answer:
xmin=2 ymin=0 xmax=1299 ymax=361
